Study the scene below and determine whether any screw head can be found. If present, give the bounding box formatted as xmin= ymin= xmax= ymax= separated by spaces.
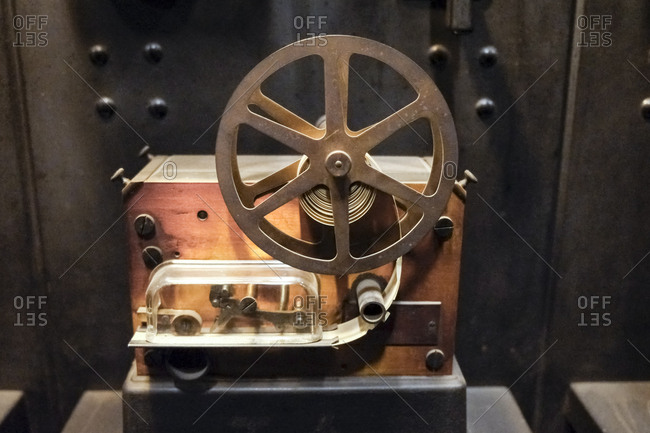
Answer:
xmin=134 ymin=214 xmax=156 ymax=239
xmin=144 ymin=42 xmax=163 ymax=64
xmin=142 ymin=246 xmax=163 ymax=269
xmin=479 ymin=46 xmax=498 ymax=67
xmin=641 ymin=98 xmax=650 ymax=119
xmin=96 ymin=97 xmax=116 ymax=119
xmin=89 ymin=45 xmax=108 ymax=66
xmin=428 ymin=44 xmax=450 ymax=66
xmin=434 ymin=216 xmax=454 ymax=241
xmin=425 ymin=349 xmax=445 ymax=371
xmin=475 ymin=97 xmax=496 ymax=118
xmin=148 ymin=98 xmax=168 ymax=119
xmin=240 ymin=296 xmax=257 ymax=314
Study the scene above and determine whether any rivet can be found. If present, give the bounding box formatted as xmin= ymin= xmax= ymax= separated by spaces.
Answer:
xmin=479 ymin=46 xmax=498 ymax=67
xmin=148 ymin=98 xmax=168 ymax=119
xmin=428 ymin=44 xmax=450 ymax=66
xmin=89 ymin=45 xmax=108 ymax=66
xmin=96 ymin=97 xmax=116 ymax=119
xmin=144 ymin=42 xmax=163 ymax=64
xmin=475 ymin=97 xmax=496 ymax=118
xmin=641 ymin=98 xmax=650 ymax=120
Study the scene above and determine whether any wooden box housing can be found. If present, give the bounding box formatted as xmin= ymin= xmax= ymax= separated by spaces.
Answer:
xmin=122 ymin=155 xmax=465 ymax=377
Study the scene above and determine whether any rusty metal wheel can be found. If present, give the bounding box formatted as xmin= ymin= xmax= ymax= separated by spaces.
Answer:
xmin=216 ymin=35 xmax=457 ymax=275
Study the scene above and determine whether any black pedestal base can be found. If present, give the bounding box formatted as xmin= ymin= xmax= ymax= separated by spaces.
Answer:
xmin=122 ymin=359 xmax=466 ymax=433
xmin=62 ymin=360 xmax=533 ymax=432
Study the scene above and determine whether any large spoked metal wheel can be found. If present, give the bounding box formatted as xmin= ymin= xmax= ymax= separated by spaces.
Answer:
xmin=216 ymin=35 xmax=458 ymax=275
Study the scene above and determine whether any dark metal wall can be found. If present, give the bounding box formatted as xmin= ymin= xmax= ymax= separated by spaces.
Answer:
xmin=536 ymin=0 xmax=650 ymax=430
xmin=1 ymin=1 xmax=648 ymax=432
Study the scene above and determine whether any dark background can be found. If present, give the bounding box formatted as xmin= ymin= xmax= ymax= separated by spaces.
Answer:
xmin=1 ymin=1 xmax=649 ymax=432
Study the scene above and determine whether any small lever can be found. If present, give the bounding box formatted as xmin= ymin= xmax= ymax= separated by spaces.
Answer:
xmin=458 ymin=170 xmax=478 ymax=188
xmin=138 ymin=145 xmax=155 ymax=161
xmin=453 ymin=169 xmax=478 ymax=201
xmin=110 ymin=168 xmax=130 ymax=186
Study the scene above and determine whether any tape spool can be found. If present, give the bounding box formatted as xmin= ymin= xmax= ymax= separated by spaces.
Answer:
xmin=298 ymin=155 xmax=378 ymax=226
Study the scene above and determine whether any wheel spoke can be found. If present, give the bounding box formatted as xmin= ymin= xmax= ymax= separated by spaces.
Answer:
xmin=323 ymin=51 xmax=350 ymax=132
xmin=355 ymin=99 xmax=427 ymax=153
xmin=244 ymin=110 xmax=314 ymax=155
xmin=259 ymin=218 xmax=334 ymax=259
xmin=240 ymin=159 xmax=302 ymax=206
xmin=361 ymin=165 xmax=428 ymax=209
xmin=249 ymin=171 xmax=315 ymax=218
xmin=249 ymin=89 xmax=324 ymax=138
xmin=328 ymin=179 xmax=351 ymax=260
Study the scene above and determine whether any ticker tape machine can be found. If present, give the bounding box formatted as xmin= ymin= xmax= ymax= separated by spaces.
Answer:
xmin=118 ymin=35 xmax=475 ymax=381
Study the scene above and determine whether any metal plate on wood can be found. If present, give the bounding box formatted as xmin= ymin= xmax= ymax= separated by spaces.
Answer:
xmin=381 ymin=301 xmax=441 ymax=346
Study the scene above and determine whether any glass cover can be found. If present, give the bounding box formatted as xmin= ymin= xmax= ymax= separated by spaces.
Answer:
xmin=140 ymin=260 xmax=322 ymax=346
